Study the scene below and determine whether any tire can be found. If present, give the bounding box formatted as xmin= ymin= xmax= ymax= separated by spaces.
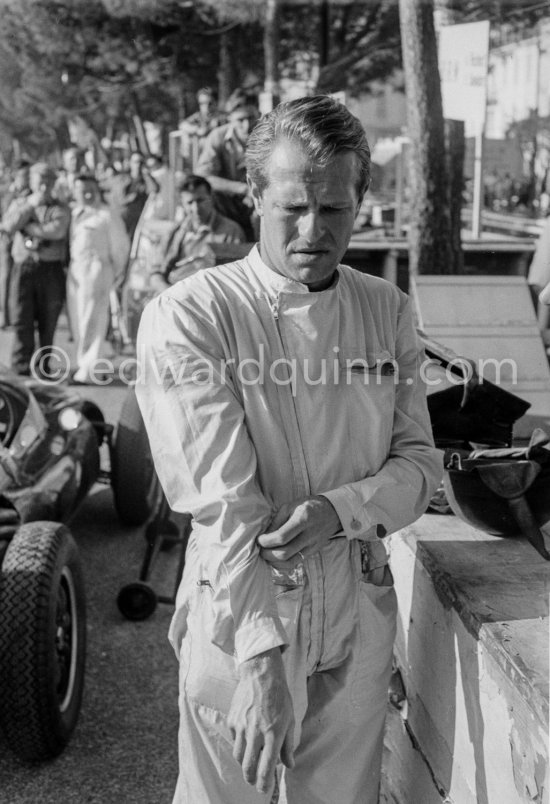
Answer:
xmin=0 ymin=522 xmax=86 ymax=762
xmin=112 ymin=387 xmax=163 ymax=526
xmin=79 ymin=400 xmax=105 ymax=446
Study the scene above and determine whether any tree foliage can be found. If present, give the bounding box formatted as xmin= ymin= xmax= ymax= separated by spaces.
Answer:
xmin=317 ymin=0 xmax=402 ymax=94
xmin=439 ymin=0 xmax=549 ymax=32
xmin=1 ymin=0 xmax=544 ymax=160
xmin=0 ymin=0 xmax=264 ymax=158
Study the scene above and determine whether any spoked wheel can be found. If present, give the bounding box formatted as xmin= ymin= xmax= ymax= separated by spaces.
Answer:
xmin=0 ymin=522 xmax=86 ymax=762
xmin=117 ymin=582 xmax=158 ymax=621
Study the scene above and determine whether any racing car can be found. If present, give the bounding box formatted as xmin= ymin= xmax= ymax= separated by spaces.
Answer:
xmin=0 ymin=370 xmax=161 ymax=763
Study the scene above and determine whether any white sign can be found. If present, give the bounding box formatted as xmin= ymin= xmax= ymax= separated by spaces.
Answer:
xmin=329 ymin=90 xmax=347 ymax=106
xmin=439 ymin=21 xmax=490 ymax=135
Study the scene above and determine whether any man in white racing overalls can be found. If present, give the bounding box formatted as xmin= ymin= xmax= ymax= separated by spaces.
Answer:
xmin=136 ymin=96 xmax=443 ymax=804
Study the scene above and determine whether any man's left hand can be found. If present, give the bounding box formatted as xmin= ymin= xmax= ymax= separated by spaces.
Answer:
xmin=258 ymin=495 xmax=341 ymax=563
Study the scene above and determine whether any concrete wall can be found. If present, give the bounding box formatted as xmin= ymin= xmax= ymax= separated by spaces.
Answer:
xmin=382 ymin=515 xmax=549 ymax=804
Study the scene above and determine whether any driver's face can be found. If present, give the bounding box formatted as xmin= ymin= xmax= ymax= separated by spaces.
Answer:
xmin=249 ymin=139 xmax=361 ymax=291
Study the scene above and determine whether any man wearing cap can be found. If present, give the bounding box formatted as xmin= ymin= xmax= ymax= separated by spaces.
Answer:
xmin=195 ymin=89 xmax=259 ymax=240
xmin=1 ymin=162 xmax=70 ymax=377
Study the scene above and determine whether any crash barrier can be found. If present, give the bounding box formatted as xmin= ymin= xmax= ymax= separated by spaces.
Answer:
xmin=383 ymin=510 xmax=549 ymax=804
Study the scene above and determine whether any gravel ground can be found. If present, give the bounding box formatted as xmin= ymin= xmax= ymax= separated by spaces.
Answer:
xmin=0 ymin=364 xmax=182 ymax=804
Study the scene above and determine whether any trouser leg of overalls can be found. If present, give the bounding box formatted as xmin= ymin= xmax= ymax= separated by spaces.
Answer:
xmin=172 ymin=543 xmax=396 ymax=804
xmin=279 ymin=582 xmax=396 ymax=804
xmin=173 ymin=621 xmax=275 ymax=804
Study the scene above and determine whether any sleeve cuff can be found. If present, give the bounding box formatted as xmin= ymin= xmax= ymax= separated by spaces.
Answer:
xmin=320 ymin=486 xmax=378 ymax=541
xmin=234 ymin=616 xmax=289 ymax=665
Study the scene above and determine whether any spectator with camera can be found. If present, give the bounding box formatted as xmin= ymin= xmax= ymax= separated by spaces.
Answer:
xmin=0 ymin=162 xmax=70 ymax=377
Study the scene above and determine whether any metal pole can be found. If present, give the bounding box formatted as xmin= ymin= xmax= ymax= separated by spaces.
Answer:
xmin=472 ymin=129 xmax=484 ymax=239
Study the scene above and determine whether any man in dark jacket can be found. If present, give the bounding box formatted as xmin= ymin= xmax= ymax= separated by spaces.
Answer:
xmin=118 ymin=151 xmax=159 ymax=242
xmin=1 ymin=162 xmax=71 ymax=377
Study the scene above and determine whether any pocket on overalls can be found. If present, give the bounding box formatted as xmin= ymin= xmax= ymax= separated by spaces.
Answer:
xmin=272 ymin=563 xmax=305 ymax=647
xmin=340 ymin=349 xmax=397 ymax=477
xmin=350 ymin=542 xmax=397 ymax=710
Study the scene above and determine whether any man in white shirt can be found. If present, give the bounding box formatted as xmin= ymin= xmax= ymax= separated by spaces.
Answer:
xmin=67 ymin=174 xmax=129 ymax=383
xmin=136 ymin=96 xmax=442 ymax=804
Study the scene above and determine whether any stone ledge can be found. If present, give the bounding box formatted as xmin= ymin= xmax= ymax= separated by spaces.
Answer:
xmin=384 ymin=513 xmax=549 ymax=804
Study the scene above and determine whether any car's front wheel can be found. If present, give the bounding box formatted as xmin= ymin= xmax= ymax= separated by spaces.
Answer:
xmin=0 ymin=521 xmax=86 ymax=762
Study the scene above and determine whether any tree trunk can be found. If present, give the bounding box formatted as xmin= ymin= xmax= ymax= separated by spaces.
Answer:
xmin=399 ymin=0 xmax=454 ymax=276
xmin=319 ymin=0 xmax=330 ymax=68
xmin=264 ymin=0 xmax=280 ymax=99
xmin=218 ymin=30 xmax=238 ymax=107
xmin=445 ymin=118 xmax=465 ymax=273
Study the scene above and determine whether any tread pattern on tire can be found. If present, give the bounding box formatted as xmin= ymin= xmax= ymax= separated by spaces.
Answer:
xmin=0 ymin=521 xmax=86 ymax=762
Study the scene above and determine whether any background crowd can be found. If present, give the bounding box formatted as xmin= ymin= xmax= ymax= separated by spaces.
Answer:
xmin=0 ymin=86 xmax=258 ymax=384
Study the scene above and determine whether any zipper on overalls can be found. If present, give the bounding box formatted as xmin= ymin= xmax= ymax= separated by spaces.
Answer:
xmin=268 ymin=294 xmax=311 ymax=498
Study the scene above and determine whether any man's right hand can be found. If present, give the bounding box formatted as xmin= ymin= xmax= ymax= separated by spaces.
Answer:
xmin=228 ymin=647 xmax=295 ymax=794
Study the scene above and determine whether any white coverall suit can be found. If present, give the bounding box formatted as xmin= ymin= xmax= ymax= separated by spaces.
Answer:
xmin=67 ymin=204 xmax=129 ymax=382
xmin=136 ymin=246 xmax=442 ymax=804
